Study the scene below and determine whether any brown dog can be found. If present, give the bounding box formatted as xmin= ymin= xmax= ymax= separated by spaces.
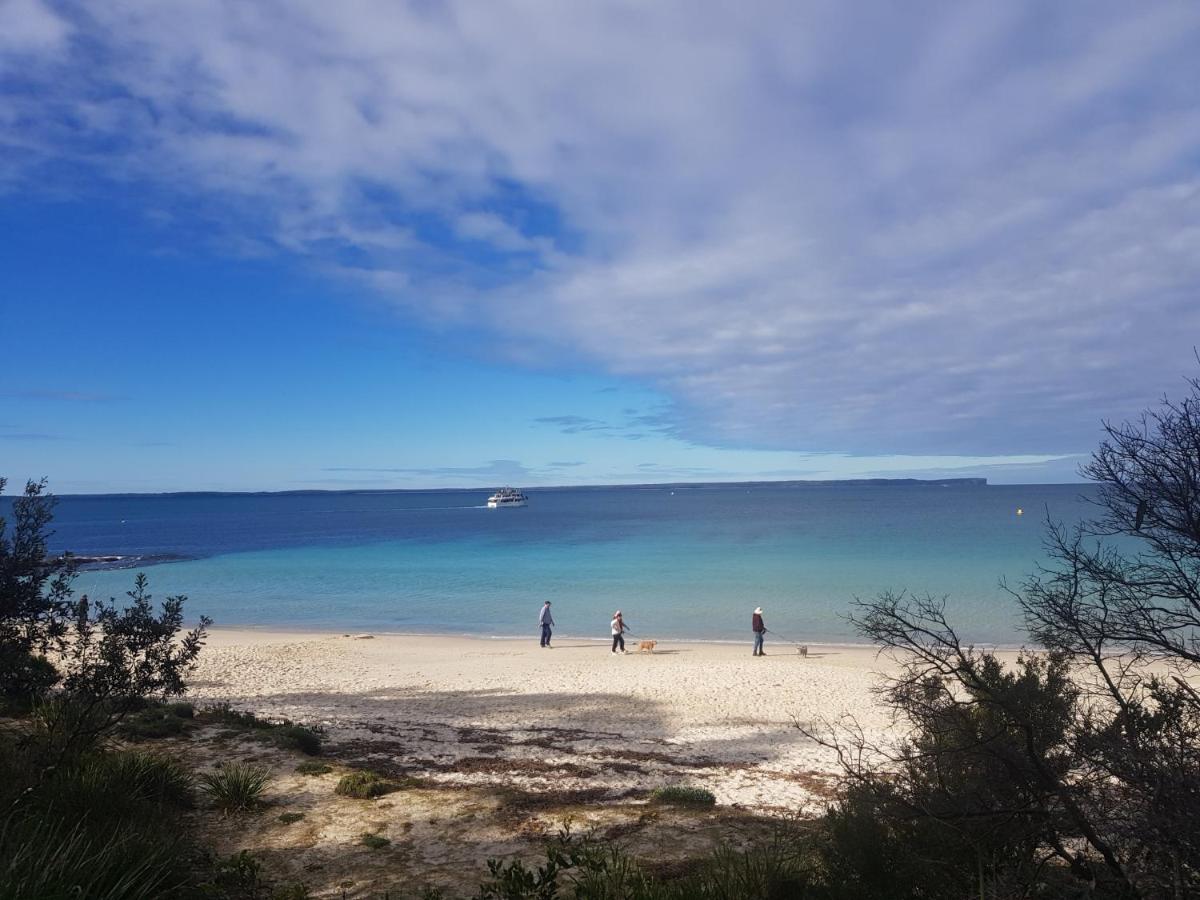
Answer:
xmin=637 ymin=640 xmax=658 ymax=653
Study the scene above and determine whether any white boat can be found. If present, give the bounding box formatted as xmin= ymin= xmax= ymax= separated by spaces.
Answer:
xmin=487 ymin=487 xmax=528 ymax=508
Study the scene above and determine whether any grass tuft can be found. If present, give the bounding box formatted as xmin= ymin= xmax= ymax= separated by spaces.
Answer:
xmin=359 ymin=832 xmax=391 ymax=850
xmin=334 ymin=771 xmax=401 ymax=799
xmin=648 ymin=785 xmax=717 ymax=808
xmin=198 ymin=763 xmax=271 ymax=813
xmin=200 ymin=704 xmax=323 ymax=755
xmin=295 ymin=761 xmax=332 ymax=776
xmin=272 ymin=724 xmax=322 ymax=755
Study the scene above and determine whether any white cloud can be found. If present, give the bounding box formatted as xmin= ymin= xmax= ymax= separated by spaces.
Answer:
xmin=0 ymin=0 xmax=70 ymax=55
xmin=4 ymin=1 xmax=1200 ymax=457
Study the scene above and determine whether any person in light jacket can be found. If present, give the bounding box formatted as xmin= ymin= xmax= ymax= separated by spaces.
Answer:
xmin=611 ymin=610 xmax=629 ymax=654
xmin=752 ymin=606 xmax=766 ymax=656
xmin=539 ymin=601 xmax=555 ymax=648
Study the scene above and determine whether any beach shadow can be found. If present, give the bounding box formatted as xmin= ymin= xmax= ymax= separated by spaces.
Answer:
xmin=227 ymin=683 xmax=823 ymax=782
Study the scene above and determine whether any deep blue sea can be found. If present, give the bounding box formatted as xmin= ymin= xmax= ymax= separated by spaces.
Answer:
xmin=19 ymin=483 xmax=1096 ymax=644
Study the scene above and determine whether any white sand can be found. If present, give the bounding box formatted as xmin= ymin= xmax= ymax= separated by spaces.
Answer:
xmin=188 ymin=630 xmax=905 ymax=812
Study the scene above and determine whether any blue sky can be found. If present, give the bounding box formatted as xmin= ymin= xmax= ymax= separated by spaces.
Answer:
xmin=2 ymin=1 xmax=1199 ymax=493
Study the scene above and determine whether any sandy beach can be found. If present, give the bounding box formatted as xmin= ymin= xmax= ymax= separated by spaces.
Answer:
xmin=187 ymin=629 xmax=907 ymax=814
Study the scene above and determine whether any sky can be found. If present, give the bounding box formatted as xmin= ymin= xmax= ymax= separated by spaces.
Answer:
xmin=2 ymin=1 xmax=1199 ymax=493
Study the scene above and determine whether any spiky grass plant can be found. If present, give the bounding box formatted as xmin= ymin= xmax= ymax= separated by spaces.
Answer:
xmin=198 ymin=763 xmax=271 ymax=813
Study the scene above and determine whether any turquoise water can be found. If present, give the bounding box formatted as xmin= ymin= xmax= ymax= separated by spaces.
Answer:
xmin=44 ymin=483 xmax=1094 ymax=644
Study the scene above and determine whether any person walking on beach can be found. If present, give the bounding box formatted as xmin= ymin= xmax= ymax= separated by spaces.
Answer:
xmin=611 ymin=610 xmax=629 ymax=654
xmin=752 ymin=606 xmax=766 ymax=656
xmin=539 ymin=601 xmax=555 ymax=648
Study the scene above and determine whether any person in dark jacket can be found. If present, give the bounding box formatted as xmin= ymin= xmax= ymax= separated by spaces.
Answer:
xmin=752 ymin=606 xmax=766 ymax=656
xmin=539 ymin=601 xmax=555 ymax=648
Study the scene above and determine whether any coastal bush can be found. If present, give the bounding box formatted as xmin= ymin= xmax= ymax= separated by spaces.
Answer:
xmin=272 ymin=723 xmax=323 ymax=755
xmin=0 ymin=730 xmax=198 ymax=900
xmin=202 ymin=703 xmax=324 ymax=755
xmin=118 ymin=700 xmax=195 ymax=741
xmin=295 ymin=761 xmax=332 ymax=775
xmin=648 ymin=785 xmax=716 ymax=808
xmin=334 ymin=770 xmax=402 ymax=799
xmin=199 ymin=763 xmax=272 ymax=813
xmin=477 ymin=827 xmax=813 ymax=899
xmin=359 ymin=832 xmax=391 ymax=849
xmin=0 ymin=811 xmax=186 ymax=900
xmin=71 ymin=751 xmax=196 ymax=812
xmin=204 ymin=849 xmax=262 ymax=896
xmin=803 ymin=371 xmax=1200 ymax=898
xmin=169 ymin=700 xmax=195 ymax=718
xmin=0 ymin=647 xmax=58 ymax=715
xmin=1 ymin=479 xmax=209 ymax=753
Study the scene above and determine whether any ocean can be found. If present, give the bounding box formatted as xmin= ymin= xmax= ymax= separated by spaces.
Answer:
xmin=24 ymin=482 xmax=1096 ymax=645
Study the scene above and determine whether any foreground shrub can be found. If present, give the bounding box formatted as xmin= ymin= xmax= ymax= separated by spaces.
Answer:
xmin=78 ymin=751 xmax=195 ymax=811
xmin=199 ymin=763 xmax=271 ymax=813
xmin=335 ymin=771 xmax=401 ymax=799
xmin=2 ymin=477 xmax=209 ymax=778
xmin=0 ymin=647 xmax=58 ymax=715
xmin=26 ymin=695 xmax=116 ymax=763
xmin=648 ymin=785 xmax=716 ymax=808
xmin=0 ymin=811 xmax=186 ymax=900
xmin=477 ymin=827 xmax=811 ymax=900
xmin=0 ymin=734 xmax=195 ymax=900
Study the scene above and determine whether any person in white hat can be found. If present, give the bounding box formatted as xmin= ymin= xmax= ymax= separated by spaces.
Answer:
xmin=610 ymin=610 xmax=629 ymax=654
xmin=752 ymin=607 xmax=766 ymax=656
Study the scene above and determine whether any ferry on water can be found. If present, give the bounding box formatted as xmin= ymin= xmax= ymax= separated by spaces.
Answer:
xmin=487 ymin=487 xmax=528 ymax=508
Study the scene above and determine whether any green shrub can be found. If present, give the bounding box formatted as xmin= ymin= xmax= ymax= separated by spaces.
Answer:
xmin=334 ymin=771 xmax=401 ymax=799
xmin=203 ymin=702 xmax=264 ymax=729
xmin=295 ymin=761 xmax=332 ymax=776
xmin=359 ymin=832 xmax=391 ymax=850
xmin=117 ymin=703 xmax=192 ymax=741
xmin=648 ymin=785 xmax=716 ymax=808
xmin=168 ymin=701 xmax=194 ymax=719
xmin=0 ymin=809 xmax=186 ymax=900
xmin=478 ymin=828 xmax=813 ymax=900
xmin=27 ymin=695 xmax=113 ymax=762
xmin=271 ymin=724 xmax=322 ymax=755
xmin=198 ymin=763 xmax=271 ymax=813
xmin=91 ymin=751 xmax=194 ymax=809
xmin=0 ymin=648 xmax=59 ymax=715
xmin=205 ymin=849 xmax=261 ymax=896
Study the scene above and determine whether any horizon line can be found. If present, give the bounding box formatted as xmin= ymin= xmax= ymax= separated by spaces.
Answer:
xmin=18 ymin=475 xmax=1094 ymax=499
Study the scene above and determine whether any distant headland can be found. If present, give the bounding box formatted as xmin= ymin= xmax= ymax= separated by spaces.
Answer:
xmin=59 ymin=477 xmax=987 ymax=499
